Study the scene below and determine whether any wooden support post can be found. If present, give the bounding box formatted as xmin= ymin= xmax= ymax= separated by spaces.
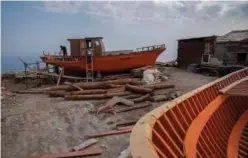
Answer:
xmin=56 ymin=68 xmax=64 ymax=86
xmin=86 ymin=128 xmax=132 ymax=138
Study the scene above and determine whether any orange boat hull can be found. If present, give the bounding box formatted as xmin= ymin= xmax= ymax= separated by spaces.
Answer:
xmin=41 ymin=48 xmax=165 ymax=72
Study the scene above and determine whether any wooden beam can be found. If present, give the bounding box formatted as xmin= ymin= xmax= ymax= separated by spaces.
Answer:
xmin=116 ymin=101 xmax=152 ymax=113
xmin=125 ymin=84 xmax=153 ymax=94
xmin=72 ymin=138 xmax=98 ymax=151
xmin=56 ymin=68 xmax=64 ymax=86
xmin=86 ymin=129 xmax=132 ymax=138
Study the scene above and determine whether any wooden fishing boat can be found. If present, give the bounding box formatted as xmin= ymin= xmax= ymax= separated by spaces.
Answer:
xmin=130 ymin=68 xmax=248 ymax=158
xmin=40 ymin=37 xmax=165 ymax=72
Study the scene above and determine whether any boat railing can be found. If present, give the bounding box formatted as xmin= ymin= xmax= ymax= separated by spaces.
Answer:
xmin=42 ymin=52 xmax=81 ymax=62
xmin=136 ymin=44 xmax=166 ymax=52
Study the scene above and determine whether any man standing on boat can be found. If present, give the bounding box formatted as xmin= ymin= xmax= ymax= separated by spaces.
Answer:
xmin=87 ymin=48 xmax=93 ymax=64
xmin=60 ymin=45 xmax=67 ymax=56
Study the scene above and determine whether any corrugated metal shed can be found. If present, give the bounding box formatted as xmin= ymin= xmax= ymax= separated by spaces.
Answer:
xmin=217 ymin=30 xmax=248 ymax=42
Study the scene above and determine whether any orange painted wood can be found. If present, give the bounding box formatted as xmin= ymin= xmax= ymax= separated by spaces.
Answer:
xmin=219 ymin=76 xmax=248 ymax=94
xmin=130 ymin=68 xmax=248 ymax=158
xmin=227 ymin=109 xmax=248 ymax=158
xmin=184 ymin=95 xmax=228 ymax=158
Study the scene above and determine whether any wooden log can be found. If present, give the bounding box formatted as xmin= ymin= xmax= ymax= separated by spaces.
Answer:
xmin=107 ymin=78 xmax=141 ymax=85
xmin=86 ymin=129 xmax=132 ymax=138
xmin=43 ymin=82 xmax=112 ymax=91
xmin=116 ymin=101 xmax=152 ymax=113
xmin=130 ymin=94 xmax=152 ymax=103
xmin=101 ymin=74 xmax=133 ymax=81
xmin=109 ymin=84 xmax=124 ymax=88
xmin=43 ymin=85 xmax=75 ymax=91
xmin=123 ymin=94 xmax=142 ymax=99
xmin=151 ymin=95 xmax=169 ymax=102
xmin=69 ymin=88 xmax=126 ymax=95
xmin=97 ymin=96 xmax=134 ymax=113
xmin=125 ymin=84 xmax=153 ymax=94
xmin=65 ymin=91 xmax=132 ymax=100
xmin=106 ymin=87 xmax=125 ymax=94
xmin=76 ymin=82 xmax=113 ymax=90
xmin=28 ymin=146 xmax=103 ymax=158
xmin=144 ymin=82 xmax=175 ymax=90
xmin=69 ymin=89 xmax=107 ymax=95
xmin=72 ymin=138 xmax=98 ymax=151
xmin=44 ymin=78 xmax=140 ymax=91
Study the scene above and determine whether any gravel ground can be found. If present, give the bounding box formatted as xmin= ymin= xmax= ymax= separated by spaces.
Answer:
xmin=1 ymin=67 xmax=216 ymax=158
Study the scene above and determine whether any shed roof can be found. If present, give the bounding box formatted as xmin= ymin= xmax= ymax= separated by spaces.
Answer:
xmin=67 ymin=37 xmax=103 ymax=41
xmin=217 ymin=29 xmax=248 ymax=42
xmin=177 ymin=35 xmax=217 ymax=41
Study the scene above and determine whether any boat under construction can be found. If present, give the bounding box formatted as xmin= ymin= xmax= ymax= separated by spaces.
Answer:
xmin=41 ymin=37 xmax=166 ymax=73
xmin=130 ymin=68 xmax=248 ymax=158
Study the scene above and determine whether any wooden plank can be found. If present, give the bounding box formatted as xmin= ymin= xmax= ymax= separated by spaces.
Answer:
xmin=97 ymin=96 xmax=134 ymax=113
xmin=86 ymin=129 xmax=132 ymax=138
xmin=116 ymin=101 xmax=152 ymax=113
xmin=116 ymin=120 xmax=138 ymax=128
xmin=28 ymin=146 xmax=103 ymax=158
xmin=72 ymin=138 xmax=98 ymax=151
xmin=65 ymin=92 xmax=132 ymax=100
xmin=144 ymin=82 xmax=175 ymax=89
xmin=56 ymin=68 xmax=64 ymax=86
xmin=69 ymin=89 xmax=106 ymax=95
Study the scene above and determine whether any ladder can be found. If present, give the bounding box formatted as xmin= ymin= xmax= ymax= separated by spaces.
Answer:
xmin=86 ymin=52 xmax=94 ymax=82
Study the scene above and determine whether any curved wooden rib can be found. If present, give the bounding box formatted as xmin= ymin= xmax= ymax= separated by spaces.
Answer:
xmin=227 ymin=110 xmax=248 ymax=158
xmin=219 ymin=76 xmax=248 ymax=96
xmin=184 ymin=95 xmax=228 ymax=158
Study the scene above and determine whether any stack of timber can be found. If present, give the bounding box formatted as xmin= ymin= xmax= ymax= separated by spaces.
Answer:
xmin=15 ymin=75 xmax=177 ymax=114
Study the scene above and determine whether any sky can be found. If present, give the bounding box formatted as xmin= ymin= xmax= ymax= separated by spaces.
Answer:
xmin=1 ymin=1 xmax=248 ymax=62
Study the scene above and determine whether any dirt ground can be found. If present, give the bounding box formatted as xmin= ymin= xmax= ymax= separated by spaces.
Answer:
xmin=1 ymin=67 xmax=216 ymax=158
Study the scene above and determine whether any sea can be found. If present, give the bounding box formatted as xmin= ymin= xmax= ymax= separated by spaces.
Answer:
xmin=1 ymin=55 xmax=45 ymax=74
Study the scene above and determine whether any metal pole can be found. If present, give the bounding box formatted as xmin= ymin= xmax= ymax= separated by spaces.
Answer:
xmin=24 ymin=63 xmax=28 ymax=89
xmin=36 ymin=61 xmax=40 ymax=70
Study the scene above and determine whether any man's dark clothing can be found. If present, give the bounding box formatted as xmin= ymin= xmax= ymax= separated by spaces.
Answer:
xmin=60 ymin=46 xmax=67 ymax=56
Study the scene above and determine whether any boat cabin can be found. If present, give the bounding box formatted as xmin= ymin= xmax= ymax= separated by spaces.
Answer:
xmin=67 ymin=37 xmax=105 ymax=57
